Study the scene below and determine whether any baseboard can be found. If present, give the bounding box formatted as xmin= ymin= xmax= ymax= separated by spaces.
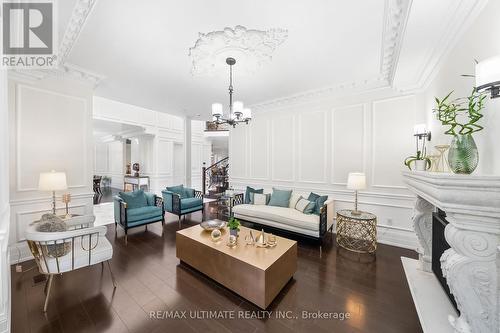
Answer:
xmin=377 ymin=226 xmax=418 ymax=250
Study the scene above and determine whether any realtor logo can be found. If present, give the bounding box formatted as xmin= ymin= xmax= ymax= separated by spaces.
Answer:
xmin=1 ymin=0 xmax=57 ymax=68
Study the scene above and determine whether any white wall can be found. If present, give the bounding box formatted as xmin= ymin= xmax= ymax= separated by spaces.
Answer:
xmin=422 ymin=0 xmax=500 ymax=175
xmin=93 ymin=97 xmax=186 ymax=194
xmin=8 ymin=76 xmax=95 ymax=263
xmin=0 ymin=70 xmax=11 ymax=333
xmin=191 ymin=120 xmax=212 ymax=191
xmin=230 ymin=88 xmax=423 ymax=249
xmin=94 ymin=139 xmax=124 ymax=189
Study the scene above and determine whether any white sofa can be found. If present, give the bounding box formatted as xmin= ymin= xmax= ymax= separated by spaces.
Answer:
xmin=233 ymin=198 xmax=334 ymax=240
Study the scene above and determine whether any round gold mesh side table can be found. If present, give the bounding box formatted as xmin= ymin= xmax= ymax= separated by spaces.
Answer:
xmin=336 ymin=210 xmax=377 ymax=253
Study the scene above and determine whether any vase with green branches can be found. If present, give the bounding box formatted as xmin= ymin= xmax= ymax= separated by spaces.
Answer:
xmin=434 ymin=88 xmax=486 ymax=174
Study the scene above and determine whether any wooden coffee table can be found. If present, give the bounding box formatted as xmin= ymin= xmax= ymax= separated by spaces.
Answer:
xmin=176 ymin=224 xmax=297 ymax=309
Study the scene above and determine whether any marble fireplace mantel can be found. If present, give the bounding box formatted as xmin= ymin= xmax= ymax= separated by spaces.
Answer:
xmin=402 ymin=171 xmax=500 ymax=333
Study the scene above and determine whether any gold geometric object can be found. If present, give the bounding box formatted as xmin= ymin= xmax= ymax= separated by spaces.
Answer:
xmin=434 ymin=144 xmax=451 ymax=173
xmin=255 ymin=229 xmax=267 ymax=248
xmin=336 ymin=210 xmax=377 ymax=254
xmin=61 ymin=193 xmax=71 ymax=219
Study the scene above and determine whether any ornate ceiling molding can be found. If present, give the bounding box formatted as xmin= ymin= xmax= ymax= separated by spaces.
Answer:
xmin=380 ymin=0 xmax=412 ymax=83
xmin=189 ymin=25 xmax=288 ymax=76
xmin=250 ymin=0 xmax=411 ymax=111
xmin=8 ymin=0 xmax=103 ymax=87
xmin=58 ymin=0 xmax=98 ymax=66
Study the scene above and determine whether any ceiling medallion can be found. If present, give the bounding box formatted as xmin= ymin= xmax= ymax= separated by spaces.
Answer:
xmin=189 ymin=25 xmax=288 ymax=76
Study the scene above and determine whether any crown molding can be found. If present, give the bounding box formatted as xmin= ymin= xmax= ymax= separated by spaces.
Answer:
xmin=380 ymin=0 xmax=412 ymax=83
xmin=7 ymin=0 xmax=104 ymax=87
xmin=58 ymin=0 xmax=98 ymax=66
xmin=250 ymin=0 xmax=411 ymax=112
xmin=394 ymin=0 xmax=489 ymax=92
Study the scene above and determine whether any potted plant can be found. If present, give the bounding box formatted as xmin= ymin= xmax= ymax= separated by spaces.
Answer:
xmin=434 ymin=89 xmax=486 ymax=174
xmin=404 ymin=124 xmax=431 ymax=171
xmin=227 ymin=217 xmax=240 ymax=237
xmin=404 ymin=150 xmax=431 ymax=171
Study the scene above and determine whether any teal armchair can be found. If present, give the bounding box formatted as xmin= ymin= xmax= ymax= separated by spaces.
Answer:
xmin=161 ymin=185 xmax=204 ymax=227
xmin=114 ymin=190 xmax=164 ymax=242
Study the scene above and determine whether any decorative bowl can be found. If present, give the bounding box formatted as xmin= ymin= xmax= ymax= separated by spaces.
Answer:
xmin=200 ymin=220 xmax=226 ymax=231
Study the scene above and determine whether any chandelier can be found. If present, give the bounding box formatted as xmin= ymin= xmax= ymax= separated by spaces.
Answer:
xmin=210 ymin=57 xmax=252 ymax=127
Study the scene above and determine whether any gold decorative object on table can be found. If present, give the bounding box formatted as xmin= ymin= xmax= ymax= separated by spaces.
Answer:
xmin=255 ymin=229 xmax=267 ymax=248
xmin=427 ymin=154 xmax=440 ymax=172
xmin=62 ymin=193 xmax=71 ymax=219
xmin=336 ymin=209 xmax=377 ymax=254
xmin=211 ymin=229 xmax=222 ymax=242
xmin=227 ymin=234 xmax=238 ymax=247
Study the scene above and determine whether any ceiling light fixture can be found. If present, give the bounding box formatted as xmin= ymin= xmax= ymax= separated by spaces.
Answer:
xmin=210 ymin=57 xmax=252 ymax=128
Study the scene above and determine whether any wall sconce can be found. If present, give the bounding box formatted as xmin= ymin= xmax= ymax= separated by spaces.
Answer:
xmin=476 ymin=55 xmax=500 ymax=98
xmin=414 ymin=124 xmax=431 ymax=141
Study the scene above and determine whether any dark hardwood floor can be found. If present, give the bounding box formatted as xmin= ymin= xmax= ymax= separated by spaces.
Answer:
xmin=94 ymin=187 xmax=121 ymax=205
xmin=11 ymin=202 xmax=422 ymax=333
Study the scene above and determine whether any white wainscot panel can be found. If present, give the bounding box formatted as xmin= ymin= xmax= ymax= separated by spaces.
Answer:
xmin=94 ymin=143 xmax=108 ymax=173
xmin=191 ymin=143 xmax=202 ymax=173
xmin=299 ymin=110 xmax=327 ymax=183
xmin=157 ymin=112 xmax=171 ymax=129
xmin=171 ymin=116 xmax=184 ymax=132
xmin=332 ymin=105 xmax=365 ymax=185
xmin=158 ymin=139 xmax=173 ymax=176
xmin=141 ymin=109 xmax=157 ymax=126
xmin=271 ymin=115 xmax=295 ymax=182
xmin=229 ymin=127 xmax=247 ymax=178
xmin=372 ymin=96 xmax=416 ymax=188
xmin=17 ymin=85 xmax=88 ymax=191
xmin=250 ymin=118 xmax=269 ymax=180
xmin=108 ymin=141 xmax=123 ymax=174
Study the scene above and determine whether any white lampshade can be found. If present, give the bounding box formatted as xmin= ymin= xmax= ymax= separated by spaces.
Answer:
xmin=347 ymin=172 xmax=366 ymax=190
xmin=38 ymin=171 xmax=68 ymax=191
xmin=233 ymin=101 xmax=244 ymax=114
xmin=212 ymin=103 xmax=223 ymax=117
xmin=476 ymin=55 xmax=500 ymax=88
xmin=243 ymin=108 xmax=252 ymax=119
xmin=414 ymin=124 xmax=427 ymax=136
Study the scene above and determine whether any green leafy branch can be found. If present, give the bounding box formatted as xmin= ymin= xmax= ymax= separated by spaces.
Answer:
xmin=434 ymin=89 xmax=486 ymax=136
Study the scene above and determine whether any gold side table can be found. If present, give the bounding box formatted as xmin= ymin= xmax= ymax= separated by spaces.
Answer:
xmin=336 ymin=210 xmax=377 ymax=253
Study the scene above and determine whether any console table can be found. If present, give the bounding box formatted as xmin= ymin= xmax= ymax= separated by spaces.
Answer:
xmin=123 ymin=175 xmax=149 ymax=191
xmin=402 ymin=171 xmax=500 ymax=333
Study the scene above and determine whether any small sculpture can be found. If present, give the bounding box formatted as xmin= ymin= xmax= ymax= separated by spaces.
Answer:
xmin=255 ymin=229 xmax=267 ymax=247
xmin=126 ymin=163 xmax=132 ymax=175
xmin=132 ymin=163 xmax=140 ymax=177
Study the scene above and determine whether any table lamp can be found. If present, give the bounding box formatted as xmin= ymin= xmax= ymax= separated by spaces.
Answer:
xmin=347 ymin=172 xmax=366 ymax=215
xmin=38 ymin=171 xmax=68 ymax=214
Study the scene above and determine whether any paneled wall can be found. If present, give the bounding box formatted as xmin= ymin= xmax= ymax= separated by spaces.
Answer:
xmin=8 ymin=77 xmax=95 ymax=263
xmin=230 ymin=92 xmax=420 ymax=249
xmin=0 ymin=70 xmax=10 ymax=333
xmin=191 ymin=120 xmax=212 ymax=191
xmin=93 ymin=97 xmax=186 ymax=194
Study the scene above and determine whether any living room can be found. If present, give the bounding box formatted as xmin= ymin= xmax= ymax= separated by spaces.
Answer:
xmin=1 ymin=0 xmax=500 ymax=332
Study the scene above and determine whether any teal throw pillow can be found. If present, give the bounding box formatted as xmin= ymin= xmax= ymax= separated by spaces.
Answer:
xmin=119 ymin=190 xmax=147 ymax=209
xmin=245 ymin=186 xmax=263 ymax=204
xmin=167 ymin=185 xmax=185 ymax=198
xmin=144 ymin=192 xmax=155 ymax=206
xmin=183 ymin=187 xmax=195 ymax=198
xmin=308 ymin=192 xmax=328 ymax=215
xmin=268 ymin=187 xmax=292 ymax=207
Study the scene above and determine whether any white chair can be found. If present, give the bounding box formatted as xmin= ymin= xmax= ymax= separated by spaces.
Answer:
xmin=25 ymin=215 xmax=116 ymax=312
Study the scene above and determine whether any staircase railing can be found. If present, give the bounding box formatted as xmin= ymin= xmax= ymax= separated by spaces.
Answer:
xmin=202 ymin=157 xmax=229 ymax=195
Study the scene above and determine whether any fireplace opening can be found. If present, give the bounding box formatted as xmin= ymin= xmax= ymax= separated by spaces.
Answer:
xmin=432 ymin=209 xmax=459 ymax=313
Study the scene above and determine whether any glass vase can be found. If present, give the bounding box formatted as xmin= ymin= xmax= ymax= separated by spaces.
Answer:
xmin=448 ymin=134 xmax=479 ymax=174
